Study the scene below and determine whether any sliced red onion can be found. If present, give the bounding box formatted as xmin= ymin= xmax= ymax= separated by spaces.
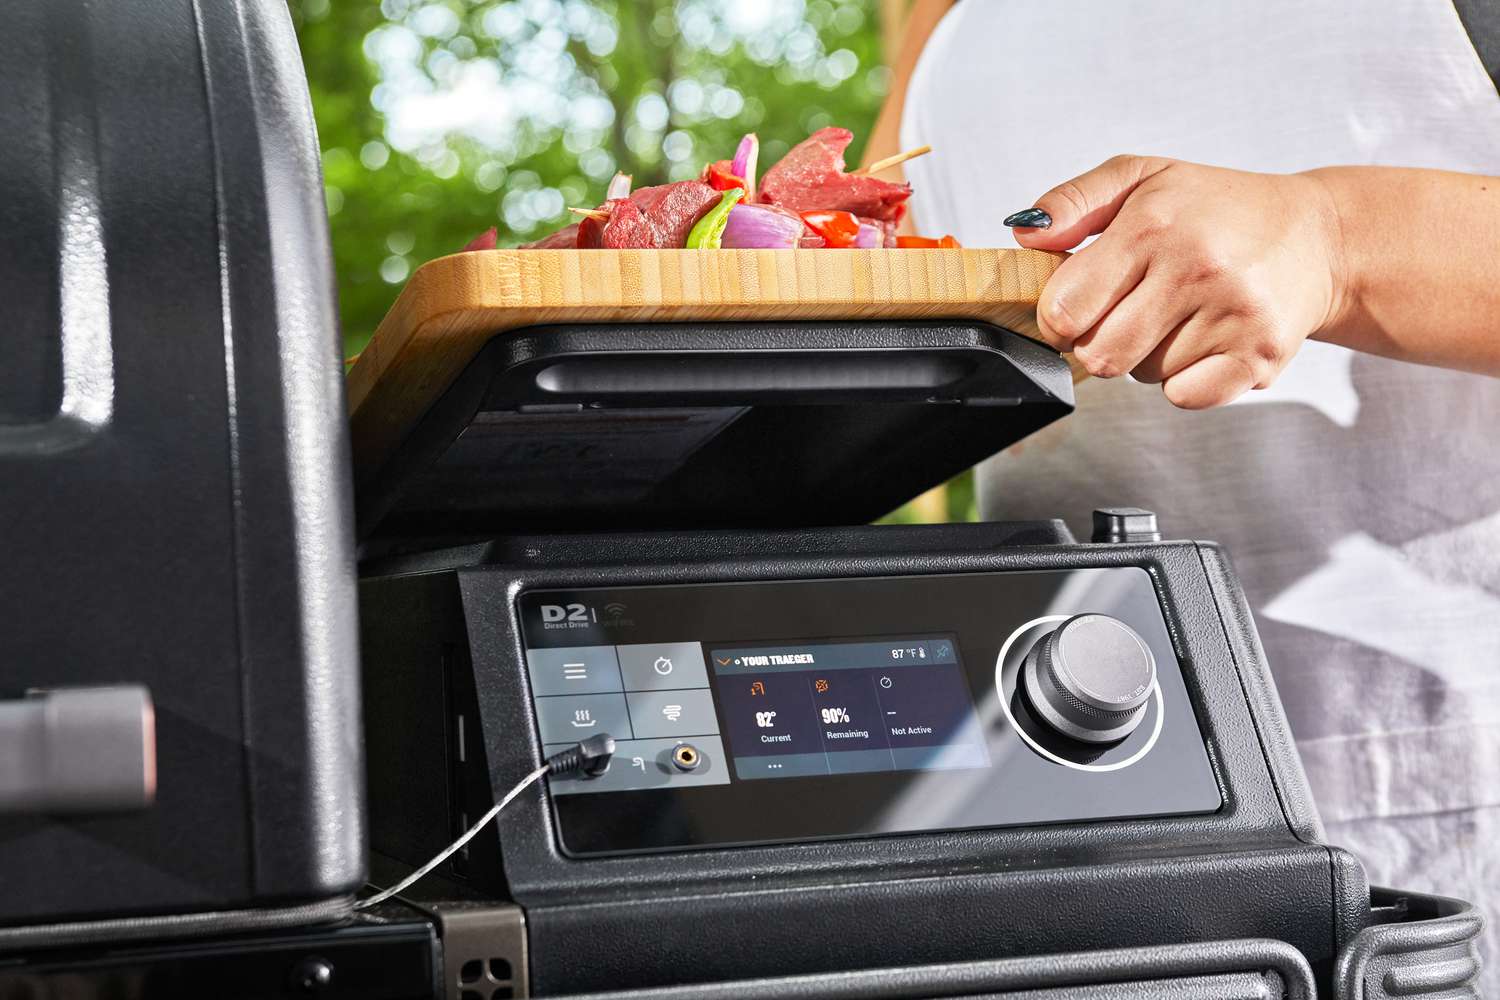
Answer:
xmin=852 ymin=223 xmax=882 ymax=249
xmin=606 ymin=171 xmax=632 ymax=200
xmin=720 ymin=203 xmax=804 ymax=249
xmin=731 ymin=133 xmax=759 ymax=201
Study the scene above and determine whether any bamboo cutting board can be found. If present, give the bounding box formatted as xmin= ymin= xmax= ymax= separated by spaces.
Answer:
xmin=346 ymin=247 xmax=1069 ymax=481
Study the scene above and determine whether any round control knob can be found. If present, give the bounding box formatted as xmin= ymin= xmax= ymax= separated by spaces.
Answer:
xmin=1022 ymin=614 xmax=1156 ymax=743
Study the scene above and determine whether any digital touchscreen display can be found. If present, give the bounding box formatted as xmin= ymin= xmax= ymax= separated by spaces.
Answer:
xmin=529 ymin=630 xmax=987 ymax=796
xmin=710 ymin=636 xmax=988 ymax=780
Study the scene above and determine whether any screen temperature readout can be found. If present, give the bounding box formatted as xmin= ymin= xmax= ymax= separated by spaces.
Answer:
xmin=709 ymin=636 xmax=988 ymax=780
xmin=889 ymin=642 xmax=950 ymax=661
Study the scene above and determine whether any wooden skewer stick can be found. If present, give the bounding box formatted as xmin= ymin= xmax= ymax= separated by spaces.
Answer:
xmin=568 ymin=207 xmax=611 ymax=222
xmin=854 ymin=144 xmax=932 ymax=175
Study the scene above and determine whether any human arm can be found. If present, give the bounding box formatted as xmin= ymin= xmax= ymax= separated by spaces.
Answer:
xmin=1008 ymin=157 xmax=1500 ymax=408
xmin=1312 ymin=166 xmax=1500 ymax=374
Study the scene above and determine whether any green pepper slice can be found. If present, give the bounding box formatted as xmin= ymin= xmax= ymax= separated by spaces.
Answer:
xmin=685 ymin=188 xmax=745 ymax=249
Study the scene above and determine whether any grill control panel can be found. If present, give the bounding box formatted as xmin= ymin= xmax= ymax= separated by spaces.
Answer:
xmin=519 ymin=567 xmax=1222 ymax=855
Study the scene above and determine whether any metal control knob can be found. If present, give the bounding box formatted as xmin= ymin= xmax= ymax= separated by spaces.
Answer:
xmin=1022 ymin=614 xmax=1156 ymax=743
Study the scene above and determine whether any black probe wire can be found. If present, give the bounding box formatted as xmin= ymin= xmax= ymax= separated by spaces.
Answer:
xmin=357 ymin=735 xmax=616 ymax=909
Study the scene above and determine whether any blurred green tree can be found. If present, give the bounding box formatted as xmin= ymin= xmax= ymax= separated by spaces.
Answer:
xmin=291 ymin=0 xmax=890 ymax=357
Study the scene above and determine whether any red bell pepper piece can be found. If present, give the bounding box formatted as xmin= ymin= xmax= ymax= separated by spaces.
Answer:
xmin=799 ymin=209 xmax=861 ymax=249
xmin=705 ymin=160 xmax=748 ymax=193
xmin=895 ymin=234 xmax=962 ymax=249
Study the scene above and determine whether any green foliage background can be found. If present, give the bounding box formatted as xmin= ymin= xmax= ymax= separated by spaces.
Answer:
xmin=291 ymin=0 xmax=976 ymax=522
xmin=292 ymin=0 xmax=889 ymax=355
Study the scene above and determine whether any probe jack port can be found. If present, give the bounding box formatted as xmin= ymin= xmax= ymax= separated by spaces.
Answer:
xmin=671 ymin=743 xmax=701 ymax=772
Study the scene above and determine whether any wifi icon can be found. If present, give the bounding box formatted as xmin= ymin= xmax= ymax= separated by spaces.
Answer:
xmin=603 ymin=602 xmax=628 ymax=619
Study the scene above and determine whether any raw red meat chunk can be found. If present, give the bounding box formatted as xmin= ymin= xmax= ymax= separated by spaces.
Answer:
xmin=759 ymin=127 xmax=911 ymax=223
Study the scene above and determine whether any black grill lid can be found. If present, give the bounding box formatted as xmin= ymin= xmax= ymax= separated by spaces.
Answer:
xmin=356 ymin=320 xmax=1073 ymax=544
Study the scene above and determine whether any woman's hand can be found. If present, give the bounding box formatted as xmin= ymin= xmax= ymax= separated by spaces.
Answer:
xmin=1007 ymin=156 xmax=1348 ymax=408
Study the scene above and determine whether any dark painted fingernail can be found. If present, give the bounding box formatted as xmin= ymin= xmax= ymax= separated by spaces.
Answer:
xmin=1003 ymin=208 xmax=1052 ymax=229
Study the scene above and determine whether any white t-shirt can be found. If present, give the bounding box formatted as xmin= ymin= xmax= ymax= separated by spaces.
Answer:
xmin=904 ymin=0 xmax=1500 ymax=984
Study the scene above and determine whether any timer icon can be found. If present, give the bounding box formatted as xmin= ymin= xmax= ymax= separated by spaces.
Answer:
xmin=653 ymin=656 xmax=674 ymax=676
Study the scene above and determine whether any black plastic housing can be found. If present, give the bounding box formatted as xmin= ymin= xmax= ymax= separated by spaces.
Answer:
xmin=0 ymin=913 xmax=439 ymax=999
xmin=359 ymin=524 xmax=1372 ymax=996
xmin=356 ymin=321 xmax=1073 ymax=542
xmin=551 ymin=939 xmax=1322 ymax=1000
xmin=0 ymin=0 xmax=363 ymax=934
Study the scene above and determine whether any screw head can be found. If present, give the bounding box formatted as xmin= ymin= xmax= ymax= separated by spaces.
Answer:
xmin=289 ymin=956 xmax=335 ymax=994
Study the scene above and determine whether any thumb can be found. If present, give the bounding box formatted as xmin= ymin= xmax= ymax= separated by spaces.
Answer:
xmin=1006 ymin=155 xmax=1174 ymax=251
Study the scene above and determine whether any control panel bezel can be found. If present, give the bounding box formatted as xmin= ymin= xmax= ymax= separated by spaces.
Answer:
xmin=517 ymin=568 xmax=1222 ymax=856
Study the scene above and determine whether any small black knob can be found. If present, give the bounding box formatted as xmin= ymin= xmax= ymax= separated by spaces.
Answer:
xmin=1022 ymin=614 xmax=1155 ymax=743
xmin=1091 ymin=507 xmax=1161 ymax=544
